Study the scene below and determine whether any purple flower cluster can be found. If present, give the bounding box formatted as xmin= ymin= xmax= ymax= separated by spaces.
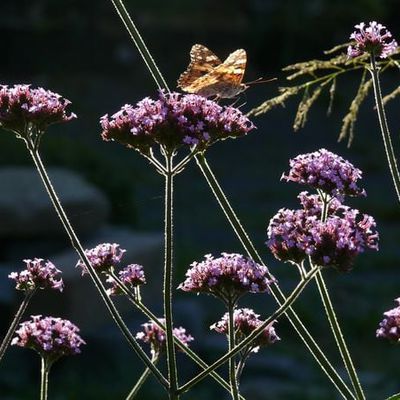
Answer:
xmin=281 ymin=149 xmax=366 ymax=199
xmin=178 ymin=253 xmax=274 ymax=303
xmin=8 ymin=258 xmax=64 ymax=292
xmin=106 ymin=263 xmax=146 ymax=296
xmin=76 ymin=243 xmax=126 ymax=274
xmin=12 ymin=315 xmax=85 ymax=362
xmin=100 ymin=91 xmax=254 ymax=154
xmin=211 ymin=308 xmax=279 ymax=352
xmin=0 ymin=84 xmax=76 ymax=134
xmin=376 ymin=298 xmax=400 ymax=343
xmin=348 ymin=21 xmax=398 ymax=59
xmin=267 ymin=193 xmax=379 ymax=271
xmin=136 ymin=319 xmax=194 ymax=358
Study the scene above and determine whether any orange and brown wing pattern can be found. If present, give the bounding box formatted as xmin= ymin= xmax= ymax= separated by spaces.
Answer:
xmin=178 ymin=45 xmax=247 ymax=99
xmin=177 ymin=44 xmax=222 ymax=89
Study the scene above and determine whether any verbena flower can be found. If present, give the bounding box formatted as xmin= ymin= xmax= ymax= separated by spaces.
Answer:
xmin=0 ymin=84 xmax=76 ymax=134
xmin=100 ymin=91 xmax=255 ymax=154
xmin=136 ymin=319 xmax=194 ymax=358
xmin=8 ymin=258 xmax=64 ymax=292
xmin=210 ymin=308 xmax=279 ymax=353
xmin=267 ymin=194 xmax=379 ymax=272
xmin=281 ymin=149 xmax=366 ymax=199
xmin=178 ymin=253 xmax=274 ymax=304
xmin=12 ymin=315 xmax=85 ymax=364
xmin=106 ymin=263 xmax=146 ymax=296
xmin=376 ymin=298 xmax=400 ymax=343
xmin=297 ymin=191 xmax=343 ymax=217
xmin=76 ymin=243 xmax=126 ymax=275
xmin=347 ymin=21 xmax=398 ymax=59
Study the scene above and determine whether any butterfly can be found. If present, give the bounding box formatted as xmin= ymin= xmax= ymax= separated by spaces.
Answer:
xmin=177 ymin=44 xmax=248 ymax=99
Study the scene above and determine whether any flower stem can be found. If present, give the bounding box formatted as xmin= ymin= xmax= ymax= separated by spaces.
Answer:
xmin=194 ymin=153 xmax=355 ymax=399
xmin=40 ymin=357 xmax=50 ymax=400
xmin=104 ymin=2 xmax=354 ymax=397
xmin=314 ymin=271 xmax=365 ymax=400
xmin=178 ymin=266 xmax=320 ymax=394
xmin=227 ymin=302 xmax=240 ymax=400
xmin=369 ymin=54 xmax=400 ymax=203
xmin=0 ymin=290 xmax=35 ymax=363
xmin=26 ymin=144 xmax=168 ymax=389
xmin=163 ymin=152 xmax=179 ymax=400
xmin=108 ymin=0 xmax=170 ymax=92
xmin=109 ymin=271 xmax=246 ymax=400
xmin=126 ymin=356 xmax=159 ymax=400
xmin=316 ymin=198 xmax=365 ymax=400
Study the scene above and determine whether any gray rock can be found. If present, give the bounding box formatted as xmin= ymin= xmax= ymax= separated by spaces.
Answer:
xmin=0 ymin=167 xmax=110 ymax=238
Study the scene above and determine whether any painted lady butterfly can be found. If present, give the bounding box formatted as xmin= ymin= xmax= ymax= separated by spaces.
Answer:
xmin=177 ymin=44 xmax=248 ymax=99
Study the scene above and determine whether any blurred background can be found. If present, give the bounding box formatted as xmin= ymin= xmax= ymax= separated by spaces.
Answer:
xmin=0 ymin=0 xmax=400 ymax=398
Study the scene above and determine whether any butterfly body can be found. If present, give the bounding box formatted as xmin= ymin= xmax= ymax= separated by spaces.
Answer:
xmin=178 ymin=44 xmax=247 ymax=99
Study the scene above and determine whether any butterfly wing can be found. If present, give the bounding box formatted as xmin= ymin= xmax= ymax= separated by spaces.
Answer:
xmin=177 ymin=44 xmax=222 ymax=90
xmin=180 ymin=49 xmax=247 ymax=98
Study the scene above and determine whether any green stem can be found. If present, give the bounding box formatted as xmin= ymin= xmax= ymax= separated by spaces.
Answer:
xmin=40 ymin=357 xmax=50 ymax=400
xmin=314 ymin=271 xmax=365 ymax=400
xmin=126 ymin=356 xmax=159 ymax=400
xmin=109 ymin=0 xmax=170 ymax=92
xmin=163 ymin=153 xmax=179 ymax=400
xmin=195 ymin=153 xmax=355 ymax=399
xmin=178 ymin=266 xmax=320 ymax=394
xmin=26 ymin=145 xmax=168 ymax=389
xmin=104 ymin=3 xmax=354 ymax=397
xmin=109 ymin=271 xmax=246 ymax=400
xmin=369 ymin=54 xmax=400 ymax=203
xmin=228 ymin=302 xmax=240 ymax=400
xmin=0 ymin=290 xmax=35 ymax=363
xmin=317 ymin=197 xmax=365 ymax=400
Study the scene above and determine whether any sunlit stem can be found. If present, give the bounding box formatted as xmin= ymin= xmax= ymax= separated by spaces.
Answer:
xmin=105 ymin=2 xmax=355 ymax=397
xmin=315 ymin=194 xmax=366 ymax=400
xmin=235 ymin=349 xmax=251 ymax=383
xmin=369 ymin=54 xmax=400 ymax=203
xmin=108 ymin=271 xmax=246 ymax=400
xmin=24 ymin=138 xmax=168 ymax=389
xmin=0 ymin=289 xmax=36 ymax=363
xmin=195 ymin=153 xmax=356 ymax=399
xmin=140 ymin=150 xmax=167 ymax=175
xmin=227 ymin=301 xmax=240 ymax=400
xmin=178 ymin=266 xmax=320 ymax=394
xmin=171 ymin=150 xmax=198 ymax=175
xmin=109 ymin=0 xmax=170 ymax=92
xmin=40 ymin=357 xmax=51 ymax=400
xmin=163 ymin=150 xmax=179 ymax=400
xmin=125 ymin=355 xmax=159 ymax=400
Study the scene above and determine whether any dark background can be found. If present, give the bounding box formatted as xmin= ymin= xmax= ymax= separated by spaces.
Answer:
xmin=1 ymin=0 xmax=400 ymax=399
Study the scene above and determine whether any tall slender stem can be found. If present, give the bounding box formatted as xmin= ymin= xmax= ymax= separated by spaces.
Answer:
xmin=369 ymin=54 xmax=400 ymax=203
xmin=26 ymin=144 xmax=168 ymax=389
xmin=316 ymin=198 xmax=365 ymax=400
xmin=227 ymin=302 xmax=240 ymax=400
xmin=40 ymin=357 xmax=50 ymax=400
xmin=163 ymin=152 xmax=179 ymax=399
xmin=126 ymin=356 xmax=159 ymax=400
xmin=0 ymin=290 xmax=35 ymax=363
xmin=109 ymin=0 xmax=170 ymax=92
xmin=109 ymin=271 xmax=246 ymax=400
xmin=314 ymin=272 xmax=365 ymax=400
xmin=195 ymin=153 xmax=356 ymax=399
xmin=178 ymin=266 xmax=320 ymax=394
xmin=104 ymin=2 xmax=355 ymax=397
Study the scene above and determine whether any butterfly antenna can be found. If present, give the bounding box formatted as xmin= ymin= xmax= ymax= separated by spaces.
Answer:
xmin=244 ymin=77 xmax=277 ymax=85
